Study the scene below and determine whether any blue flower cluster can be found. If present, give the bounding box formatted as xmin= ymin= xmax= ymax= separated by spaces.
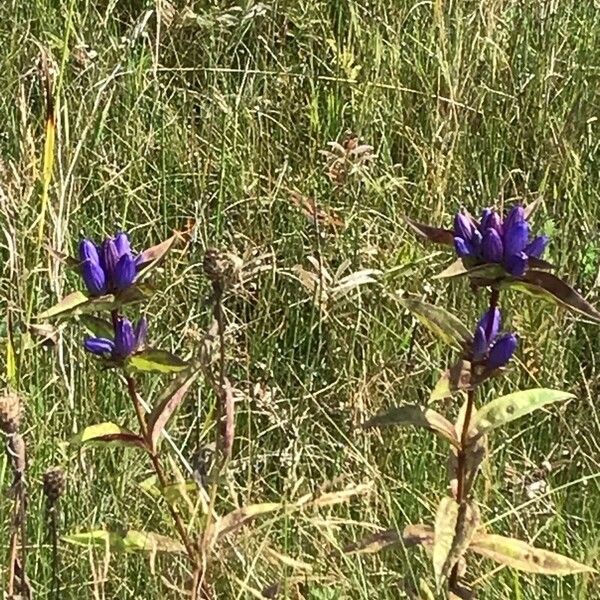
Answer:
xmin=84 ymin=316 xmax=147 ymax=361
xmin=471 ymin=307 xmax=517 ymax=371
xmin=454 ymin=205 xmax=548 ymax=277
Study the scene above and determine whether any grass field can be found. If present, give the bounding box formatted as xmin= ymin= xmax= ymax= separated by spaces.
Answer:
xmin=2 ymin=1 xmax=600 ymax=598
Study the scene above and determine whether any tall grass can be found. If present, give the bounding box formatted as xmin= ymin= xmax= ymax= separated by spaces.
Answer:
xmin=1 ymin=1 xmax=599 ymax=598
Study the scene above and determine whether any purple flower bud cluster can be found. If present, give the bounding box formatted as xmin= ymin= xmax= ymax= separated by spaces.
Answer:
xmin=79 ymin=232 xmax=139 ymax=297
xmin=453 ymin=205 xmax=549 ymax=277
xmin=471 ymin=307 xmax=517 ymax=371
xmin=84 ymin=316 xmax=147 ymax=361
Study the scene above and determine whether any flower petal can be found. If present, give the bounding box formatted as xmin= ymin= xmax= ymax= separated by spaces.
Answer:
xmin=472 ymin=326 xmax=488 ymax=360
xmin=79 ymin=239 xmax=100 ymax=263
xmin=102 ymin=239 xmax=120 ymax=282
xmin=503 ymin=221 xmax=529 ymax=257
xmin=481 ymin=228 xmax=503 ymax=263
xmin=453 ymin=213 xmax=475 ymax=242
xmin=114 ymin=317 xmax=136 ymax=358
xmin=81 ymin=260 xmax=107 ymax=296
xmin=487 ymin=333 xmax=518 ymax=371
xmin=505 ymin=252 xmax=528 ymax=276
xmin=524 ymin=235 xmax=549 ymax=259
xmin=471 ymin=229 xmax=482 ymax=255
xmin=114 ymin=232 xmax=131 ymax=257
xmin=454 ymin=237 xmax=474 ymax=258
xmin=114 ymin=254 xmax=136 ymax=291
xmin=134 ymin=317 xmax=148 ymax=350
xmin=503 ymin=205 xmax=525 ymax=232
xmin=476 ymin=307 xmax=501 ymax=343
xmin=480 ymin=209 xmax=502 ymax=234
xmin=84 ymin=337 xmax=114 ymax=356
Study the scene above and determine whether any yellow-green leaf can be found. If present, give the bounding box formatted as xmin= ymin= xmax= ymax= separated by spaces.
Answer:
xmin=363 ymin=405 xmax=459 ymax=447
xmin=472 ymin=388 xmax=574 ymax=438
xmin=444 ymin=501 xmax=480 ymax=578
xmin=469 ymin=533 xmax=596 ymax=575
xmin=36 ymin=291 xmax=89 ymax=319
xmin=73 ymin=422 xmax=145 ymax=449
xmin=434 ymin=261 xmax=504 ymax=281
xmin=399 ymin=295 xmax=471 ymax=350
xmin=80 ymin=315 xmax=113 ymax=338
xmin=433 ymin=497 xmax=460 ymax=587
xmin=128 ymin=349 xmax=188 ymax=374
xmin=63 ymin=529 xmax=184 ymax=554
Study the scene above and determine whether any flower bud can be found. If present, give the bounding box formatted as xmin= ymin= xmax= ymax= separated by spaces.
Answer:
xmin=503 ymin=221 xmax=529 ymax=257
xmin=482 ymin=228 xmax=503 ymax=263
xmin=114 ymin=317 xmax=136 ymax=358
xmin=114 ymin=254 xmax=136 ymax=291
xmin=453 ymin=213 xmax=474 ymax=242
xmin=487 ymin=333 xmax=518 ymax=370
xmin=524 ymin=235 xmax=549 ymax=259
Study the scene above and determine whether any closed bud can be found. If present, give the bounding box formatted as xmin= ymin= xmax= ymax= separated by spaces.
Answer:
xmin=481 ymin=228 xmax=503 ymax=263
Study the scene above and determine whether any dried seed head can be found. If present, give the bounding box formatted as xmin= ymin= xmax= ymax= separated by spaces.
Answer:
xmin=0 ymin=390 xmax=22 ymax=434
xmin=203 ymin=248 xmax=231 ymax=284
xmin=43 ymin=467 xmax=66 ymax=504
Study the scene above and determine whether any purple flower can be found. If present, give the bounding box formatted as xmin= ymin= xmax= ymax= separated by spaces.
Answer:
xmin=470 ymin=308 xmax=517 ymax=370
xmin=452 ymin=204 xmax=549 ymax=277
xmin=84 ymin=316 xmax=147 ymax=362
xmin=79 ymin=232 xmax=139 ymax=295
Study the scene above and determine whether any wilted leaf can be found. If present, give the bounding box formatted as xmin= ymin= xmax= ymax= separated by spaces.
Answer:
xmin=73 ymin=422 xmax=146 ymax=449
xmin=308 ymin=482 xmax=373 ymax=508
xmin=363 ymin=405 xmax=459 ymax=447
xmin=399 ymin=295 xmax=472 ymax=350
xmin=148 ymin=366 xmax=200 ymax=451
xmin=217 ymin=502 xmax=283 ymax=539
xmin=472 ymin=388 xmax=574 ymax=439
xmin=331 ymin=269 xmax=381 ymax=298
xmin=28 ymin=323 xmax=60 ymax=346
xmin=263 ymin=547 xmax=313 ymax=572
xmin=128 ymin=349 xmax=188 ymax=374
xmin=443 ymin=501 xmax=480 ymax=579
xmin=343 ymin=524 xmax=435 ymax=556
xmin=137 ymin=234 xmax=179 ymax=272
xmin=469 ymin=533 xmax=595 ymax=575
xmin=36 ymin=291 xmax=89 ymax=319
xmin=403 ymin=216 xmax=454 ymax=245
xmin=433 ymin=497 xmax=460 ymax=587
xmin=434 ymin=261 xmax=505 ymax=281
xmin=79 ymin=315 xmax=113 ymax=338
xmin=502 ymin=270 xmax=600 ymax=322
xmin=430 ymin=361 xmax=498 ymax=403
xmin=63 ymin=529 xmax=184 ymax=554
xmin=523 ymin=197 xmax=542 ymax=219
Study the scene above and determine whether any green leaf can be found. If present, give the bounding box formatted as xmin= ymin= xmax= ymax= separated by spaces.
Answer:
xmin=399 ymin=295 xmax=472 ymax=350
xmin=148 ymin=366 xmax=200 ymax=451
xmin=433 ymin=497 xmax=460 ymax=587
xmin=362 ymin=405 xmax=459 ymax=448
xmin=73 ymin=422 xmax=146 ymax=449
xmin=342 ymin=524 xmax=435 ymax=556
xmin=36 ymin=291 xmax=89 ymax=319
xmin=434 ymin=260 xmax=505 ymax=281
xmin=79 ymin=315 xmax=113 ymax=338
xmin=469 ymin=533 xmax=596 ymax=575
xmin=502 ymin=270 xmax=600 ymax=323
xmin=116 ymin=283 xmax=154 ymax=305
xmin=443 ymin=501 xmax=480 ymax=580
xmin=128 ymin=349 xmax=188 ymax=374
xmin=472 ymin=388 xmax=574 ymax=438
xmin=403 ymin=216 xmax=454 ymax=245
xmin=63 ymin=529 xmax=184 ymax=554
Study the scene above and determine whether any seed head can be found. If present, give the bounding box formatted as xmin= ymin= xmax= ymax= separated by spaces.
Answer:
xmin=43 ymin=467 xmax=66 ymax=504
xmin=203 ymin=248 xmax=231 ymax=284
xmin=0 ymin=390 xmax=22 ymax=434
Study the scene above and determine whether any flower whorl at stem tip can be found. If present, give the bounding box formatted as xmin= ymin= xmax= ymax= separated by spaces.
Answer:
xmin=0 ymin=389 xmax=23 ymax=434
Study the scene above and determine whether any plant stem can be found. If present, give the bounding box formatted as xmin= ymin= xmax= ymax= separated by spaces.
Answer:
xmin=450 ymin=287 xmax=500 ymax=589
xmin=124 ymin=372 xmax=198 ymax=563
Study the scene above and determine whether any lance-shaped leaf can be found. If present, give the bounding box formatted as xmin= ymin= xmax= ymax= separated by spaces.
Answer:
xmin=63 ymin=529 xmax=184 ymax=554
xmin=79 ymin=315 xmax=114 ymax=338
xmin=148 ymin=366 xmax=200 ymax=451
xmin=128 ymin=349 xmax=188 ymax=374
xmin=443 ymin=501 xmax=480 ymax=579
xmin=217 ymin=502 xmax=284 ymax=539
xmin=434 ymin=260 xmax=505 ymax=282
xmin=469 ymin=533 xmax=595 ymax=575
xmin=502 ymin=270 xmax=600 ymax=322
xmin=403 ymin=216 xmax=454 ymax=245
xmin=36 ymin=291 xmax=90 ymax=319
xmin=136 ymin=233 xmax=180 ymax=274
xmin=363 ymin=405 xmax=459 ymax=448
xmin=433 ymin=497 xmax=460 ymax=587
xmin=342 ymin=524 xmax=435 ymax=556
xmin=399 ymin=295 xmax=472 ymax=350
xmin=72 ymin=422 xmax=146 ymax=449
xmin=472 ymin=388 xmax=574 ymax=439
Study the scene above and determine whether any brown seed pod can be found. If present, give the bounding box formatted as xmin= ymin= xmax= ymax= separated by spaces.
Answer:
xmin=43 ymin=467 xmax=66 ymax=505
xmin=203 ymin=248 xmax=231 ymax=284
xmin=0 ymin=390 xmax=22 ymax=434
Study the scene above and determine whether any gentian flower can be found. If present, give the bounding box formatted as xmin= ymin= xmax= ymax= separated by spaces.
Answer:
xmin=84 ymin=316 xmax=147 ymax=362
xmin=471 ymin=307 xmax=517 ymax=371
xmin=453 ymin=205 xmax=549 ymax=277
xmin=79 ymin=232 xmax=139 ymax=296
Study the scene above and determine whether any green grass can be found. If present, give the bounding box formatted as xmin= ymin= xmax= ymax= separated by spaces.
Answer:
xmin=1 ymin=0 xmax=600 ymax=598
